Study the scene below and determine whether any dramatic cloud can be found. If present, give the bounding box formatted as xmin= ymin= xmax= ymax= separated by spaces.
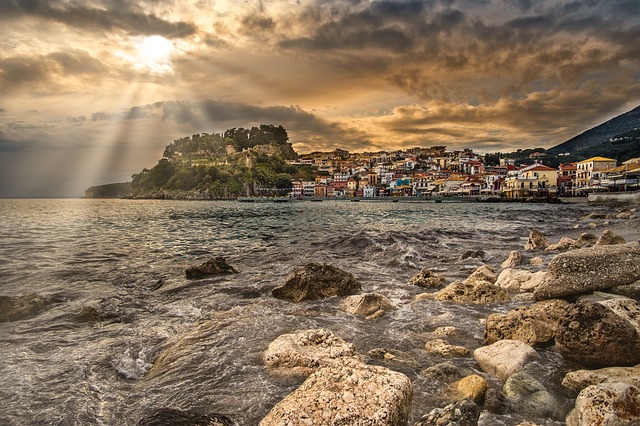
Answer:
xmin=0 ymin=0 xmax=638 ymax=196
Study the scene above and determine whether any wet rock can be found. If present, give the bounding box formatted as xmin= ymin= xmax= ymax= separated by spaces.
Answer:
xmin=409 ymin=269 xmax=446 ymax=288
xmin=500 ymin=250 xmax=522 ymax=269
xmin=575 ymin=232 xmax=598 ymax=248
xmin=473 ymin=339 xmax=538 ymax=381
xmin=341 ymin=293 xmax=394 ymax=316
xmin=595 ymin=229 xmax=626 ymax=246
xmin=465 ymin=265 xmax=497 ymax=285
xmin=582 ymin=212 xmax=609 ymax=220
xmin=433 ymin=326 xmax=458 ymax=337
xmin=367 ymin=348 xmax=419 ymax=368
xmin=484 ymin=299 xmax=570 ymax=346
xmin=424 ymin=339 xmax=471 ymax=358
xmin=417 ymin=280 xmax=510 ymax=304
xmin=366 ymin=309 xmax=386 ymax=320
xmin=460 ymin=249 xmax=485 ymax=261
xmin=185 ymin=256 xmax=238 ymax=279
xmin=74 ymin=306 xmax=102 ymax=323
xmin=0 ymin=293 xmax=52 ymax=323
xmin=495 ymin=268 xmax=549 ymax=292
xmin=420 ymin=362 xmax=471 ymax=384
xmin=259 ymin=358 xmax=412 ymax=426
xmin=555 ymin=300 xmax=640 ymax=367
xmin=414 ymin=398 xmax=480 ymax=426
xmin=451 ymin=374 xmax=488 ymax=402
xmin=272 ymin=263 xmax=361 ymax=302
xmin=138 ymin=408 xmax=236 ymax=426
xmin=503 ymin=364 xmax=575 ymax=421
xmin=529 ymin=257 xmax=544 ymax=266
xmin=545 ymin=236 xmax=578 ymax=252
xmin=263 ymin=328 xmax=359 ymax=375
xmin=484 ymin=388 xmax=511 ymax=415
xmin=616 ymin=210 xmax=634 ymax=219
xmin=533 ymin=241 xmax=640 ymax=300
xmin=524 ymin=230 xmax=549 ymax=251
xmin=566 ymin=383 xmax=640 ymax=426
xmin=563 ymin=364 xmax=640 ymax=392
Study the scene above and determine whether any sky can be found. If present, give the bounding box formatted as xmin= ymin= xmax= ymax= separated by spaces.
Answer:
xmin=0 ymin=0 xmax=639 ymax=197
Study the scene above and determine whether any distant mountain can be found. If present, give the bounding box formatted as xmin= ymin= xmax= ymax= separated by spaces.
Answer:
xmin=548 ymin=105 xmax=640 ymax=158
xmin=84 ymin=182 xmax=132 ymax=198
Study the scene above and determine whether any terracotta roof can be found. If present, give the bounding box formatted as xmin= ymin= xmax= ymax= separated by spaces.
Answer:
xmin=525 ymin=165 xmax=557 ymax=171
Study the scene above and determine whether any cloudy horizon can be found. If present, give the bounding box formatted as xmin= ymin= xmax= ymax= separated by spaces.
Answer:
xmin=1 ymin=0 xmax=639 ymax=197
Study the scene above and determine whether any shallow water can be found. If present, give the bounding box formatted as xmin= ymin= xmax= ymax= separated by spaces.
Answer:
xmin=0 ymin=198 xmax=594 ymax=425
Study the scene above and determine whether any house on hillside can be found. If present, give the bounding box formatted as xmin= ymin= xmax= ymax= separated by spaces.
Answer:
xmin=575 ymin=156 xmax=617 ymax=194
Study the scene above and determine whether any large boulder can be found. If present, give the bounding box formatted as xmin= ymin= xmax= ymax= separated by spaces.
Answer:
xmin=259 ymin=358 xmax=412 ymax=426
xmin=484 ymin=299 xmax=570 ymax=346
xmin=495 ymin=268 xmax=549 ymax=292
xmin=414 ymin=399 xmax=480 ymax=426
xmin=534 ymin=241 xmax=640 ymax=300
xmin=272 ymin=263 xmax=361 ymax=302
xmin=473 ymin=339 xmax=538 ymax=381
xmin=563 ymin=364 xmax=640 ymax=392
xmin=566 ymin=383 xmax=640 ymax=426
xmin=341 ymin=293 xmax=394 ymax=316
xmin=555 ymin=300 xmax=640 ymax=367
xmin=263 ymin=328 xmax=359 ymax=375
xmin=138 ymin=408 xmax=235 ymax=426
xmin=417 ymin=280 xmax=510 ymax=304
xmin=408 ymin=269 xmax=446 ymax=288
xmin=185 ymin=256 xmax=238 ymax=279
xmin=524 ymin=230 xmax=549 ymax=251
xmin=0 ymin=293 xmax=53 ymax=322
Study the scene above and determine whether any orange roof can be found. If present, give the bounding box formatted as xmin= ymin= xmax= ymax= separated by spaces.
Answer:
xmin=577 ymin=156 xmax=616 ymax=163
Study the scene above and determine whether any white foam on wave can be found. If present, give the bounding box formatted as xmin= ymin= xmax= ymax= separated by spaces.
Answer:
xmin=112 ymin=347 xmax=152 ymax=379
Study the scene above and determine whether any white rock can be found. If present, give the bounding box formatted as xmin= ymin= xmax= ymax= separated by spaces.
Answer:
xmin=473 ymin=339 xmax=538 ymax=381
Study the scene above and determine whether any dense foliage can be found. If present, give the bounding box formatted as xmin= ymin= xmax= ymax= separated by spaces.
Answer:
xmin=130 ymin=125 xmax=311 ymax=198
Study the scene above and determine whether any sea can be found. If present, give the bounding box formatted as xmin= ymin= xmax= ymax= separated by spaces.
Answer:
xmin=0 ymin=198 xmax=596 ymax=425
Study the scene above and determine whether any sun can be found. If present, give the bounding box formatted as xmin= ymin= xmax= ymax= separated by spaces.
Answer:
xmin=135 ymin=35 xmax=174 ymax=73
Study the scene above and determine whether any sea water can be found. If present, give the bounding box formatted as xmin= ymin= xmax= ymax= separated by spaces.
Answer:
xmin=0 ymin=198 xmax=593 ymax=425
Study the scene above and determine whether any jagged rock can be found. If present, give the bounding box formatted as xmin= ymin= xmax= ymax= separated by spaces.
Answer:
xmin=185 ymin=256 xmax=238 ymax=279
xmin=484 ymin=299 xmax=570 ymax=346
xmin=465 ymin=265 xmax=497 ymax=285
xmin=367 ymin=348 xmax=419 ymax=368
xmin=259 ymin=358 xmax=412 ymax=426
xmin=263 ymin=328 xmax=359 ymax=374
xmin=495 ymin=268 xmax=549 ymax=292
xmin=272 ymin=263 xmax=361 ymax=302
xmin=500 ymin=250 xmax=522 ymax=269
xmin=546 ymin=236 xmax=578 ymax=251
xmin=534 ymin=241 xmax=640 ymax=300
xmin=566 ymin=383 xmax=640 ymax=426
xmin=524 ymin=230 xmax=549 ymax=251
xmin=138 ymin=408 xmax=236 ymax=426
xmin=341 ymin=293 xmax=394 ymax=316
xmin=473 ymin=339 xmax=538 ymax=381
xmin=595 ymin=229 xmax=626 ymax=246
xmin=408 ymin=269 xmax=446 ymax=288
xmin=451 ymin=374 xmax=488 ymax=402
xmin=459 ymin=249 xmax=485 ymax=260
xmin=503 ymin=364 xmax=575 ymax=421
xmin=0 ymin=293 xmax=53 ymax=323
xmin=414 ymin=399 xmax=481 ymax=426
xmin=563 ymin=364 xmax=640 ymax=392
xmin=420 ymin=362 xmax=472 ymax=384
xmin=424 ymin=339 xmax=471 ymax=358
xmin=555 ymin=300 xmax=640 ymax=367
xmin=484 ymin=388 xmax=511 ymax=415
xmin=417 ymin=280 xmax=510 ymax=304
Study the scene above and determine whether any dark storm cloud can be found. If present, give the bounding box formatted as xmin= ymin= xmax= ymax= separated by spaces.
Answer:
xmin=0 ymin=0 xmax=196 ymax=38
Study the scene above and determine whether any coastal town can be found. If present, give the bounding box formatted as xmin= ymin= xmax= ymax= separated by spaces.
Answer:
xmin=286 ymin=146 xmax=640 ymax=199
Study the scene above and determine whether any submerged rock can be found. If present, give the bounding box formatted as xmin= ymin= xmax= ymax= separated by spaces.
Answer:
xmin=534 ymin=241 xmax=640 ymax=300
xmin=367 ymin=348 xmax=419 ymax=368
xmin=0 ymin=293 xmax=53 ymax=323
xmin=185 ymin=256 xmax=238 ymax=279
xmin=420 ymin=362 xmax=472 ymax=384
xmin=524 ymin=230 xmax=549 ymax=251
xmin=341 ymin=293 xmax=394 ymax=316
xmin=555 ymin=300 xmax=640 ymax=367
xmin=272 ymin=263 xmax=361 ymax=302
xmin=138 ymin=408 xmax=236 ymax=426
xmin=259 ymin=358 xmax=412 ymax=426
xmin=417 ymin=280 xmax=510 ymax=304
xmin=484 ymin=299 xmax=570 ymax=346
xmin=408 ymin=269 xmax=446 ymax=288
xmin=563 ymin=364 xmax=640 ymax=392
xmin=263 ymin=328 xmax=359 ymax=375
xmin=473 ymin=339 xmax=538 ymax=381
xmin=566 ymin=383 xmax=640 ymax=426
xmin=414 ymin=398 xmax=480 ymax=426
xmin=459 ymin=249 xmax=485 ymax=261
xmin=424 ymin=339 xmax=471 ymax=358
